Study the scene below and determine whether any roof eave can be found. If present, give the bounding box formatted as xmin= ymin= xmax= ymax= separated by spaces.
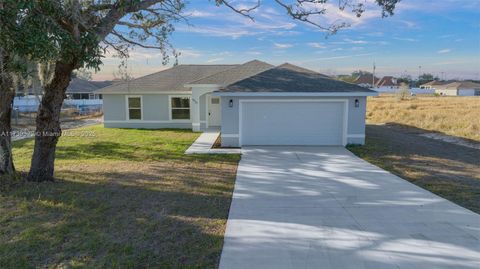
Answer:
xmin=183 ymin=84 xmax=223 ymax=88
xmin=212 ymin=91 xmax=378 ymax=97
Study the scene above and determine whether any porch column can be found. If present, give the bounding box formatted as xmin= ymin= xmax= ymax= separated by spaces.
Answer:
xmin=191 ymin=91 xmax=202 ymax=132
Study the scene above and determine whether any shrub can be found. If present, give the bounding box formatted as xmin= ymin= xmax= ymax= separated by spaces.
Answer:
xmin=396 ymin=83 xmax=410 ymax=101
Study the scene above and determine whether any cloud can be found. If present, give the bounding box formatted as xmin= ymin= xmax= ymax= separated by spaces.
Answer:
xmin=307 ymin=42 xmax=326 ymax=48
xmin=178 ymin=49 xmax=202 ymax=58
xmin=437 ymin=48 xmax=452 ymax=54
xmin=274 ymin=43 xmax=293 ymax=49
xmin=343 ymin=38 xmax=368 ymax=44
xmin=206 ymin=57 xmax=224 ymax=63
xmin=188 ymin=10 xmax=215 ymax=18
xmin=246 ymin=51 xmax=263 ymax=55
xmin=300 ymin=52 xmax=374 ymax=63
xmin=393 ymin=37 xmax=418 ymax=42
xmin=178 ymin=5 xmax=297 ymax=39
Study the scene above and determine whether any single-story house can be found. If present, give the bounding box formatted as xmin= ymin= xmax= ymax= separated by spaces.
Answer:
xmin=66 ymin=78 xmax=113 ymax=100
xmin=375 ymin=76 xmax=399 ymax=92
xmin=434 ymin=81 xmax=480 ymax=96
xmin=419 ymin=80 xmax=448 ymax=90
xmin=96 ymin=60 xmax=377 ymax=147
xmin=353 ymin=73 xmax=380 ymax=88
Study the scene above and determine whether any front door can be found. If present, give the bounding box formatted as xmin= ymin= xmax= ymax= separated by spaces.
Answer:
xmin=208 ymin=96 xmax=221 ymax=127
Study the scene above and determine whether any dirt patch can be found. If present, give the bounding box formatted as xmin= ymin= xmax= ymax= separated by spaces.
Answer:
xmin=419 ymin=133 xmax=480 ymax=150
xmin=348 ymin=124 xmax=480 ymax=214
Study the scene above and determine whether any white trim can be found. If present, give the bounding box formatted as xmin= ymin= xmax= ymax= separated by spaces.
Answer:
xmin=105 ymin=120 xmax=192 ymax=124
xmin=239 ymin=99 xmax=349 ymax=146
xmin=347 ymin=134 xmax=365 ymax=138
xmin=125 ymin=95 xmax=143 ymax=121
xmin=213 ymin=92 xmax=378 ymax=97
xmin=221 ymin=134 xmax=239 ymax=138
xmin=100 ymin=91 xmax=192 ymax=95
xmin=192 ymin=123 xmax=201 ymax=126
xmin=168 ymin=95 xmax=192 ymax=122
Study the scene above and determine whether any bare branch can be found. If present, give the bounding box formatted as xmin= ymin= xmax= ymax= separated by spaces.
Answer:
xmin=215 ymin=0 xmax=260 ymax=20
xmin=111 ymin=30 xmax=162 ymax=49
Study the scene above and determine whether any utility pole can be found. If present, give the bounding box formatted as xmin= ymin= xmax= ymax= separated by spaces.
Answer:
xmin=418 ymin=65 xmax=422 ymax=80
xmin=372 ymin=61 xmax=376 ymax=88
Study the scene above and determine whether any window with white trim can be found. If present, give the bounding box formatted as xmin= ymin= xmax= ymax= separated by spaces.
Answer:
xmin=127 ymin=97 xmax=142 ymax=120
xmin=171 ymin=97 xmax=190 ymax=120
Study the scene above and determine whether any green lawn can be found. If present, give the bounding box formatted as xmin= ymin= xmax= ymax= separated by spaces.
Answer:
xmin=0 ymin=125 xmax=240 ymax=268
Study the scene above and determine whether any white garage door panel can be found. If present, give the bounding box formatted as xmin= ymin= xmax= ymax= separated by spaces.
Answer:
xmin=241 ymin=101 xmax=345 ymax=146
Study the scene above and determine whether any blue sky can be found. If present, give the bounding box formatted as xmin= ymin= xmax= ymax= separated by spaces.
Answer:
xmin=93 ymin=0 xmax=480 ymax=80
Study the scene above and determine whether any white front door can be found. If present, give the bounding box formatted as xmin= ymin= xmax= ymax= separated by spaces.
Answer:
xmin=208 ymin=96 xmax=221 ymax=126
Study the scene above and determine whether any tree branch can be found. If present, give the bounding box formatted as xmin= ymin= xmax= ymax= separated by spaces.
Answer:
xmin=111 ymin=30 xmax=162 ymax=49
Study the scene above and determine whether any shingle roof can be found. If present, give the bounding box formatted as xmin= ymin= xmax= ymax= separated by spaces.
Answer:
xmin=276 ymin=63 xmax=330 ymax=78
xmin=188 ymin=60 xmax=274 ymax=85
xmin=436 ymin=81 xmax=480 ymax=90
xmin=96 ymin=64 xmax=237 ymax=93
xmin=376 ymin=76 xmax=397 ymax=87
xmin=219 ymin=63 xmax=374 ymax=93
xmin=66 ymin=78 xmax=113 ymax=94
xmin=353 ymin=74 xmax=380 ymax=85
xmin=420 ymin=80 xmax=449 ymax=87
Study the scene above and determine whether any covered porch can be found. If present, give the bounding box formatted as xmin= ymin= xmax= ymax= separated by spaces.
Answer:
xmin=190 ymin=87 xmax=222 ymax=132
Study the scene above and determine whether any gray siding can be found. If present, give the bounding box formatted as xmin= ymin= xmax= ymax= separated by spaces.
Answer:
xmin=220 ymin=96 xmax=367 ymax=147
xmin=142 ymin=94 xmax=170 ymax=121
xmin=103 ymin=93 xmax=197 ymax=129
xmin=103 ymin=95 xmax=126 ymax=121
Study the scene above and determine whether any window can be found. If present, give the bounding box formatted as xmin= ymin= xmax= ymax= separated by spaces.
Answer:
xmin=211 ymin=97 xmax=220 ymax=104
xmin=127 ymin=96 xmax=142 ymax=120
xmin=171 ymin=97 xmax=190 ymax=120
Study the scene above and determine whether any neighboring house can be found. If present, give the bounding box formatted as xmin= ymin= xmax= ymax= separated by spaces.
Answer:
xmin=375 ymin=76 xmax=399 ymax=92
xmin=13 ymin=78 xmax=112 ymax=112
xmin=353 ymin=73 xmax=380 ymax=88
xmin=419 ymin=80 xmax=449 ymax=90
xmin=66 ymin=78 xmax=113 ymax=100
xmin=96 ymin=60 xmax=377 ymax=147
xmin=434 ymin=81 xmax=480 ymax=96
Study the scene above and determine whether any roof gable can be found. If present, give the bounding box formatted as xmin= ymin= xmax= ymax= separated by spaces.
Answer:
xmin=96 ymin=64 xmax=237 ymax=93
xmin=187 ymin=60 xmax=274 ymax=85
xmin=219 ymin=64 xmax=374 ymax=93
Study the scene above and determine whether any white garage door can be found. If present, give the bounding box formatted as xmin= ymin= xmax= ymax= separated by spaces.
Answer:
xmin=240 ymin=100 xmax=346 ymax=146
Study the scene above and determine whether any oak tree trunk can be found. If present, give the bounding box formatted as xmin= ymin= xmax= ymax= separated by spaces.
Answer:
xmin=26 ymin=61 xmax=75 ymax=182
xmin=0 ymin=50 xmax=15 ymax=176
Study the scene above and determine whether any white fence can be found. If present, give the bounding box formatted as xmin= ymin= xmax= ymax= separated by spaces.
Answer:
xmin=13 ymin=96 xmax=103 ymax=112
xmin=371 ymin=87 xmax=435 ymax=95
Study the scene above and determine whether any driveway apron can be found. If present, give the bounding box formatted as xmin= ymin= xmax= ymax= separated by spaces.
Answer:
xmin=219 ymin=146 xmax=480 ymax=269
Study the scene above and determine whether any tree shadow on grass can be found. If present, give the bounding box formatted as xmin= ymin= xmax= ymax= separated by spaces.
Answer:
xmin=54 ymin=140 xmax=240 ymax=164
xmin=0 ymin=163 xmax=237 ymax=268
xmin=348 ymin=123 xmax=480 ymax=213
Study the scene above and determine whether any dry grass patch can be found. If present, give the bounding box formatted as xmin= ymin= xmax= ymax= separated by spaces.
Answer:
xmin=366 ymin=95 xmax=480 ymax=141
xmin=1 ymin=125 xmax=240 ymax=268
xmin=348 ymin=124 xmax=480 ymax=214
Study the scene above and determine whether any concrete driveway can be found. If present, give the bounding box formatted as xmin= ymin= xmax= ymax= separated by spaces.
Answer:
xmin=219 ymin=147 xmax=480 ymax=269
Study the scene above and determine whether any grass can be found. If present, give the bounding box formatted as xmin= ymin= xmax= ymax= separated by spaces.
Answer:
xmin=348 ymin=124 xmax=480 ymax=214
xmin=366 ymin=95 xmax=480 ymax=141
xmin=0 ymin=125 xmax=240 ymax=268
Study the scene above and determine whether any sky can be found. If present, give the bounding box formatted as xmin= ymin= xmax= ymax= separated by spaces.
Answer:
xmin=92 ymin=0 xmax=480 ymax=81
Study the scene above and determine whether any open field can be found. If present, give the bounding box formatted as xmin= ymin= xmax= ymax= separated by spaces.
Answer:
xmin=0 ymin=126 xmax=240 ymax=268
xmin=366 ymin=95 xmax=480 ymax=141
